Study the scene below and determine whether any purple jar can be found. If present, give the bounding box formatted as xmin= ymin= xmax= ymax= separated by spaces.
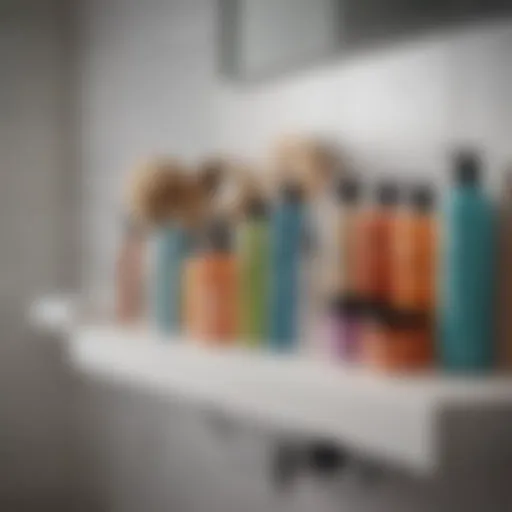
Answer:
xmin=326 ymin=296 xmax=362 ymax=362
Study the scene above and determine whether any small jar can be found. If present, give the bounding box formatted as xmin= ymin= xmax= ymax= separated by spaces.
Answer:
xmin=326 ymin=296 xmax=363 ymax=363
xmin=362 ymin=307 xmax=432 ymax=372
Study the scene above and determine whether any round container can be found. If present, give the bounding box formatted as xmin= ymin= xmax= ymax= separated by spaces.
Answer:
xmin=362 ymin=307 xmax=432 ymax=372
xmin=326 ymin=296 xmax=363 ymax=362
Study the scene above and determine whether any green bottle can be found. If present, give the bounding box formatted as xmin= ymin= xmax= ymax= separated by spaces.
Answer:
xmin=239 ymin=197 xmax=269 ymax=345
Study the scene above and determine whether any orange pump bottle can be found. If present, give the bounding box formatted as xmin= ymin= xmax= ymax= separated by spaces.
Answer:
xmin=392 ymin=185 xmax=437 ymax=312
xmin=183 ymin=245 xmax=204 ymax=339
xmin=353 ymin=182 xmax=399 ymax=304
xmin=335 ymin=177 xmax=362 ymax=296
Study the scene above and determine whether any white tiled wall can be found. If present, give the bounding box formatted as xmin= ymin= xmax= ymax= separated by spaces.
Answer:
xmin=77 ymin=0 xmax=217 ymax=294
xmin=215 ymin=19 xmax=512 ymax=191
xmin=78 ymin=0 xmax=512 ymax=291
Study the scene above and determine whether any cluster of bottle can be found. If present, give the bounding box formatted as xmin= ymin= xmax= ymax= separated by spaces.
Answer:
xmin=161 ymin=184 xmax=305 ymax=348
xmin=325 ymin=177 xmax=436 ymax=372
xmin=118 ymin=150 xmax=508 ymax=374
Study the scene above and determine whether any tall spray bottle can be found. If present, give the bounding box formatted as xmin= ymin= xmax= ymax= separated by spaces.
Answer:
xmin=152 ymin=224 xmax=189 ymax=334
xmin=269 ymin=181 xmax=305 ymax=352
xmin=354 ymin=182 xmax=399 ymax=305
xmin=440 ymin=151 xmax=496 ymax=371
xmin=392 ymin=184 xmax=437 ymax=313
xmin=238 ymin=193 xmax=270 ymax=345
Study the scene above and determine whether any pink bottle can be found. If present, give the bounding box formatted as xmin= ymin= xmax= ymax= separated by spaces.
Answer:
xmin=116 ymin=220 xmax=146 ymax=325
xmin=326 ymin=296 xmax=363 ymax=363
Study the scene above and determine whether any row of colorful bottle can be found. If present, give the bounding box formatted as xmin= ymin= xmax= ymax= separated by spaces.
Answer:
xmin=181 ymin=183 xmax=306 ymax=348
xmin=117 ymin=150 xmax=504 ymax=374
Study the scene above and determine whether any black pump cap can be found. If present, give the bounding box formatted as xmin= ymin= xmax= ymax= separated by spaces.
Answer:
xmin=247 ymin=197 xmax=267 ymax=218
xmin=376 ymin=182 xmax=399 ymax=206
xmin=280 ymin=182 xmax=303 ymax=203
xmin=207 ymin=218 xmax=232 ymax=252
xmin=410 ymin=184 xmax=435 ymax=212
xmin=329 ymin=295 xmax=365 ymax=316
xmin=336 ymin=177 xmax=361 ymax=204
xmin=387 ymin=309 xmax=429 ymax=330
xmin=187 ymin=229 xmax=203 ymax=254
xmin=454 ymin=150 xmax=481 ymax=185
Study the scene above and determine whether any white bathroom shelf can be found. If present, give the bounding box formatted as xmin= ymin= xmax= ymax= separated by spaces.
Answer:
xmin=64 ymin=324 xmax=512 ymax=475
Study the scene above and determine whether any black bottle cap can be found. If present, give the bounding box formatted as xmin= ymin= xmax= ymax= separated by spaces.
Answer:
xmin=454 ymin=150 xmax=481 ymax=185
xmin=329 ymin=297 xmax=344 ymax=314
xmin=247 ymin=196 xmax=268 ymax=218
xmin=206 ymin=218 xmax=232 ymax=252
xmin=335 ymin=177 xmax=361 ymax=204
xmin=187 ymin=228 xmax=203 ymax=254
xmin=361 ymin=301 xmax=389 ymax=322
xmin=385 ymin=308 xmax=429 ymax=330
xmin=329 ymin=295 xmax=365 ymax=316
xmin=376 ymin=182 xmax=399 ymax=206
xmin=410 ymin=184 xmax=435 ymax=212
xmin=280 ymin=182 xmax=304 ymax=203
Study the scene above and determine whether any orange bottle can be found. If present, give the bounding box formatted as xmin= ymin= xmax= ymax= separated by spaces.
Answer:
xmin=183 ymin=248 xmax=204 ymax=339
xmin=191 ymin=219 xmax=238 ymax=344
xmin=335 ymin=177 xmax=362 ymax=296
xmin=392 ymin=185 xmax=437 ymax=312
xmin=353 ymin=182 xmax=399 ymax=304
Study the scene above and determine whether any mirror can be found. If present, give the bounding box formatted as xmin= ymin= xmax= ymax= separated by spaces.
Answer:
xmin=219 ymin=0 xmax=342 ymax=81
xmin=219 ymin=0 xmax=512 ymax=82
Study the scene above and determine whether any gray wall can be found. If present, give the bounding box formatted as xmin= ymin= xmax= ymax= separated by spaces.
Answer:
xmin=1 ymin=0 xmax=76 ymax=309
xmin=0 ymin=0 xmax=81 ymax=508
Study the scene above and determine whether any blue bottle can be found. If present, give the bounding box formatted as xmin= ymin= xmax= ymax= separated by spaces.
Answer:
xmin=269 ymin=184 xmax=305 ymax=352
xmin=153 ymin=224 xmax=189 ymax=335
xmin=440 ymin=151 xmax=496 ymax=371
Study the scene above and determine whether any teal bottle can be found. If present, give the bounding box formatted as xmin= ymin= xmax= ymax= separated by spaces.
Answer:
xmin=153 ymin=225 xmax=189 ymax=335
xmin=440 ymin=152 xmax=496 ymax=371
xmin=269 ymin=184 xmax=304 ymax=352
xmin=239 ymin=197 xmax=270 ymax=345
